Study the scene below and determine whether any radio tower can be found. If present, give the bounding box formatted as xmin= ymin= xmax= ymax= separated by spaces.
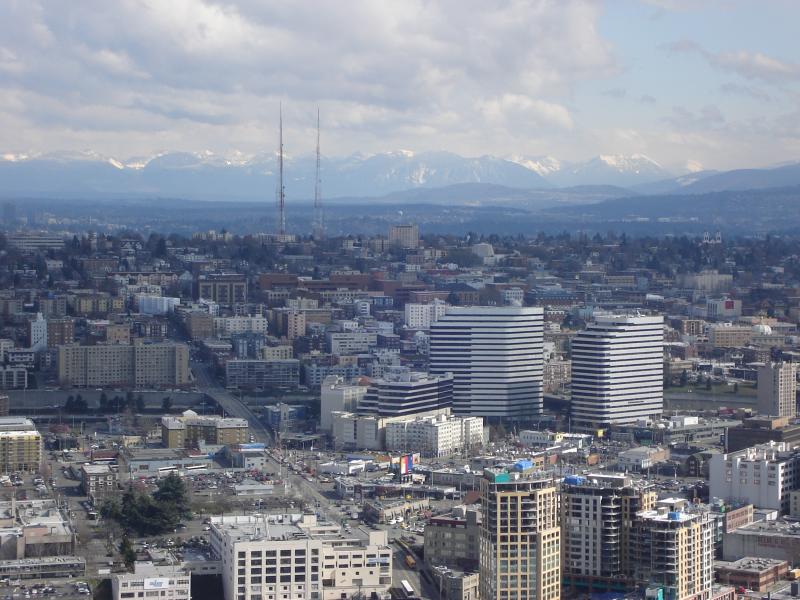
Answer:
xmin=313 ymin=108 xmax=324 ymax=239
xmin=277 ymin=103 xmax=286 ymax=236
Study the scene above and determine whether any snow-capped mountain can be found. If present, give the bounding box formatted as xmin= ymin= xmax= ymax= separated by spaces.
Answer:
xmin=3 ymin=149 xmax=797 ymax=200
xmin=542 ymin=154 xmax=672 ymax=187
xmin=507 ymin=155 xmax=562 ymax=178
xmin=0 ymin=149 xmax=551 ymax=200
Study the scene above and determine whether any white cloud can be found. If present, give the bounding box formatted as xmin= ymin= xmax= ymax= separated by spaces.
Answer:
xmin=478 ymin=94 xmax=574 ymax=130
xmin=0 ymin=0 xmax=612 ymax=158
xmin=667 ymin=39 xmax=800 ymax=83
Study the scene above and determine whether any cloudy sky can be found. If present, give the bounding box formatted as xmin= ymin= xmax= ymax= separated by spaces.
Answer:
xmin=1 ymin=0 xmax=798 ymax=171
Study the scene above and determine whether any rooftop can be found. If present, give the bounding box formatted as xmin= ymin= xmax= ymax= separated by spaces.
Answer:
xmin=716 ymin=557 xmax=787 ymax=573
xmin=0 ymin=417 xmax=37 ymax=433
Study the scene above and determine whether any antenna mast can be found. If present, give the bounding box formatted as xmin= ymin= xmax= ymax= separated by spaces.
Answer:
xmin=277 ymin=103 xmax=286 ymax=236
xmin=313 ymin=108 xmax=323 ymax=239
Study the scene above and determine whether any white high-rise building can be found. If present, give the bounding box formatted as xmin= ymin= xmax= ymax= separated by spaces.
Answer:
xmin=404 ymin=299 xmax=447 ymax=329
xmin=570 ymin=315 xmax=664 ymax=429
xmin=429 ymin=306 xmax=544 ymax=419
xmin=28 ymin=313 xmax=47 ymax=351
xmin=709 ymin=441 xmax=800 ymax=512
xmin=319 ymin=376 xmax=368 ymax=432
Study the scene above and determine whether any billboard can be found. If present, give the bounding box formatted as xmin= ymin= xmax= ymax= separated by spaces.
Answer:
xmin=144 ymin=579 xmax=171 ymax=590
xmin=399 ymin=454 xmax=414 ymax=475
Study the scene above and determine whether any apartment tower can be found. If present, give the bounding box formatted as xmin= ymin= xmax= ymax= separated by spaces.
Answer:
xmin=631 ymin=500 xmax=715 ymax=600
xmin=561 ymin=473 xmax=656 ymax=593
xmin=757 ymin=362 xmax=797 ymax=417
xmin=430 ymin=306 xmax=544 ymax=419
xmin=570 ymin=315 xmax=664 ymax=430
xmin=479 ymin=469 xmax=560 ymax=600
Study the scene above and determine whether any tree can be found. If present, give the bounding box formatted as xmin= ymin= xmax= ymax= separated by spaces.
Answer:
xmin=74 ymin=395 xmax=88 ymax=413
xmin=161 ymin=397 xmax=173 ymax=413
xmin=120 ymin=535 xmax=136 ymax=569
xmin=106 ymin=474 xmax=191 ymax=536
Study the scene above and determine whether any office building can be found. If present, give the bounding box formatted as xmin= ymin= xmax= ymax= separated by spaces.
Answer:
xmin=709 ymin=441 xmax=800 ymax=512
xmin=225 ymin=359 xmax=300 ymax=390
xmin=46 ymin=317 xmax=74 ymax=348
xmin=272 ymin=309 xmax=307 ymax=340
xmin=209 ymin=513 xmax=392 ymax=600
xmin=319 ymin=377 xmax=368 ymax=432
xmin=570 ymin=315 xmax=664 ymax=430
xmin=286 ymin=310 xmax=307 ymax=340
xmin=57 ymin=343 xmax=189 ymax=388
xmin=389 ymin=224 xmax=419 ymax=249
xmin=404 ymin=299 xmax=447 ymax=329
xmin=430 ymin=306 xmax=544 ymax=419
xmin=706 ymin=298 xmax=742 ymax=320
xmin=136 ymin=295 xmax=180 ymax=315
xmin=725 ymin=416 xmax=800 ymax=452
xmin=385 ymin=412 xmax=484 ymax=457
xmin=430 ymin=568 xmax=480 ymax=600
xmin=0 ymin=367 xmax=27 ymax=390
xmin=757 ymin=362 xmax=797 ymax=417
xmin=262 ymin=345 xmax=292 ymax=361
xmin=5 ymin=232 xmax=65 ymax=253
xmin=112 ymin=562 xmax=191 ymax=600
xmin=0 ymin=417 xmax=42 ymax=473
xmin=215 ymin=315 xmax=268 ymax=339
xmin=161 ymin=411 xmax=249 ymax=448
xmin=707 ymin=324 xmax=752 ymax=348
xmin=27 ymin=313 xmax=47 ymax=351
xmin=630 ymin=500 xmax=715 ymax=600
xmin=196 ymin=273 xmax=247 ymax=305
xmin=561 ymin=473 xmax=656 ymax=593
xmin=425 ymin=508 xmax=481 ymax=571
xmin=359 ymin=368 xmax=453 ymax=417
xmin=678 ymin=270 xmax=733 ymax=292
xmin=186 ymin=311 xmax=215 ymax=340
xmin=327 ymin=331 xmax=377 ymax=355
xmin=479 ymin=469 xmax=560 ymax=600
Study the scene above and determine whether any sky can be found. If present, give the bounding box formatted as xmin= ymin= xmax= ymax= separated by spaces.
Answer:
xmin=0 ymin=0 xmax=799 ymax=172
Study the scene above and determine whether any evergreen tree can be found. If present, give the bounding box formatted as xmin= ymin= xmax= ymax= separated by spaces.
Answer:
xmin=120 ymin=535 xmax=136 ymax=569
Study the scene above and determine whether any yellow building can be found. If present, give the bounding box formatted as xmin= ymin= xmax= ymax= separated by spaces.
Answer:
xmin=161 ymin=410 xmax=249 ymax=449
xmin=480 ymin=469 xmax=560 ymax=600
xmin=631 ymin=499 xmax=715 ymax=600
xmin=0 ymin=418 xmax=42 ymax=473
xmin=57 ymin=343 xmax=189 ymax=388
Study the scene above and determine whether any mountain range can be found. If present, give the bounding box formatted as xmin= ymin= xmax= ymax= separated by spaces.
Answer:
xmin=1 ymin=149 xmax=799 ymax=201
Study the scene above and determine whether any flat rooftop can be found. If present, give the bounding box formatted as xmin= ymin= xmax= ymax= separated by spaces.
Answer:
xmin=717 ymin=557 xmax=787 ymax=572
xmin=81 ymin=464 xmax=113 ymax=475
xmin=734 ymin=520 xmax=800 ymax=537
xmin=0 ymin=417 xmax=37 ymax=433
xmin=213 ymin=520 xmax=307 ymax=543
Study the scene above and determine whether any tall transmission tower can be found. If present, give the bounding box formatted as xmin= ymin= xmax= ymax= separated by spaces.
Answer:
xmin=277 ymin=103 xmax=286 ymax=236
xmin=313 ymin=108 xmax=324 ymax=239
